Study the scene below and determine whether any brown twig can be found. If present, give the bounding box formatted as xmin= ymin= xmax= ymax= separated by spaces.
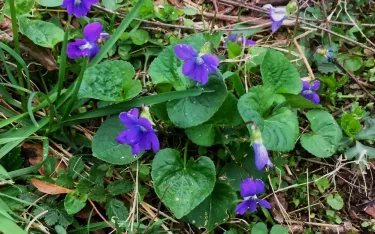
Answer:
xmin=335 ymin=62 xmax=375 ymax=102
xmin=320 ymin=0 xmax=332 ymax=44
xmin=93 ymin=4 xmax=196 ymax=30
xmin=301 ymin=21 xmax=375 ymax=53
xmin=88 ymin=199 xmax=116 ymax=230
xmin=293 ymin=29 xmax=317 ymax=80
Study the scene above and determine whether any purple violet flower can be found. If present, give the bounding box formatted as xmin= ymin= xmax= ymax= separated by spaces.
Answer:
xmin=251 ymin=124 xmax=273 ymax=171
xmin=226 ymin=34 xmax=256 ymax=47
xmin=253 ymin=141 xmax=273 ymax=171
xmin=67 ymin=22 xmax=107 ymax=59
xmin=174 ymin=44 xmax=220 ymax=85
xmin=236 ymin=178 xmax=271 ymax=215
xmin=300 ymin=80 xmax=320 ymax=104
xmin=317 ymin=48 xmax=334 ymax=62
xmin=98 ymin=32 xmax=110 ymax=43
xmin=62 ymin=0 xmax=98 ymax=18
xmin=263 ymin=4 xmax=287 ymax=32
xmin=116 ymin=108 xmax=160 ymax=156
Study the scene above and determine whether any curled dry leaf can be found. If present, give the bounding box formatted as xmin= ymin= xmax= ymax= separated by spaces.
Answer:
xmin=31 ymin=178 xmax=72 ymax=195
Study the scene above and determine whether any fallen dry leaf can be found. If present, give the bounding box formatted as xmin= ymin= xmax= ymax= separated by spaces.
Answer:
xmin=270 ymin=193 xmax=288 ymax=223
xmin=364 ymin=204 xmax=375 ymax=218
xmin=31 ymin=178 xmax=72 ymax=195
xmin=22 ymin=142 xmax=66 ymax=176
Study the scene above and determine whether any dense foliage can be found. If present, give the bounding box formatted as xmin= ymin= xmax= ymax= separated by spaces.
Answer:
xmin=1 ymin=0 xmax=375 ymax=233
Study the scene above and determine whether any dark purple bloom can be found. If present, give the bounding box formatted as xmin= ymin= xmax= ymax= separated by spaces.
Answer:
xmin=174 ymin=44 xmax=220 ymax=85
xmin=263 ymin=4 xmax=286 ymax=32
xmin=226 ymin=34 xmax=256 ymax=47
xmin=116 ymin=108 xmax=160 ymax=156
xmin=62 ymin=0 xmax=98 ymax=18
xmin=300 ymin=80 xmax=320 ymax=104
xmin=236 ymin=178 xmax=271 ymax=215
xmin=67 ymin=22 xmax=106 ymax=59
xmin=253 ymin=141 xmax=273 ymax=171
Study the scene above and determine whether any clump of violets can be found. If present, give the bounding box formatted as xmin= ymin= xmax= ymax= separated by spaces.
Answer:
xmin=67 ymin=22 xmax=109 ymax=59
xmin=236 ymin=178 xmax=271 ymax=215
xmin=62 ymin=0 xmax=98 ymax=18
xmin=174 ymin=44 xmax=220 ymax=85
xmin=317 ymin=48 xmax=334 ymax=62
xmin=300 ymin=80 xmax=320 ymax=104
xmin=226 ymin=34 xmax=256 ymax=47
xmin=262 ymin=4 xmax=287 ymax=32
xmin=251 ymin=124 xmax=273 ymax=171
xmin=116 ymin=108 xmax=160 ymax=156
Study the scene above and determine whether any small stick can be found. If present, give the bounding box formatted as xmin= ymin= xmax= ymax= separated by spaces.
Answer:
xmin=302 ymin=21 xmax=375 ymax=53
xmin=335 ymin=62 xmax=375 ymax=102
xmin=320 ymin=0 xmax=332 ymax=44
xmin=293 ymin=29 xmax=317 ymax=80
xmin=25 ymin=210 xmax=49 ymax=232
xmin=306 ymin=168 xmax=311 ymax=223
xmin=88 ymin=199 xmax=116 ymax=230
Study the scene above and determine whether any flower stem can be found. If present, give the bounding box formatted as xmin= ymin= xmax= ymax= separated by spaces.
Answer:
xmin=62 ymin=57 xmax=88 ymax=119
xmin=184 ymin=140 xmax=189 ymax=169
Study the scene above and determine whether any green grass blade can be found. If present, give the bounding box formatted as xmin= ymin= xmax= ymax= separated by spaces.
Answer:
xmin=230 ymin=73 xmax=245 ymax=96
xmin=0 ymin=117 xmax=49 ymax=158
xmin=0 ymin=49 xmax=17 ymax=85
xmin=27 ymin=92 xmax=54 ymax=128
xmin=58 ymin=89 xmax=202 ymax=127
xmin=89 ymin=0 xmax=145 ymax=66
xmin=0 ymin=85 xmax=21 ymax=108
xmin=67 ymin=222 xmax=109 ymax=233
xmin=0 ymin=214 xmax=26 ymax=234
xmin=8 ymin=164 xmax=42 ymax=178
xmin=56 ymin=15 xmax=71 ymax=104
xmin=0 ymin=92 xmax=58 ymax=128
xmin=62 ymin=57 xmax=88 ymax=119
xmin=0 ymin=82 xmax=32 ymax=94
xmin=0 ymin=43 xmax=29 ymax=80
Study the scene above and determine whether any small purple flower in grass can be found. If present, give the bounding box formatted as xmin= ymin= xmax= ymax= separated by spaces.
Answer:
xmin=300 ymin=80 xmax=320 ymax=104
xmin=251 ymin=124 xmax=273 ymax=171
xmin=174 ymin=44 xmax=220 ymax=85
xmin=236 ymin=178 xmax=271 ymax=215
xmin=263 ymin=4 xmax=287 ymax=32
xmin=317 ymin=48 xmax=334 ymax=62
xmin=67 ymin=22 xmax=107 ymax=59
xmin=226 ymin=34 xmax=256 ymax=47
xmin=116 ymin=108 xmax=160 ymax=156
xmin=62 ymin=0 xmax=98 ymax=18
